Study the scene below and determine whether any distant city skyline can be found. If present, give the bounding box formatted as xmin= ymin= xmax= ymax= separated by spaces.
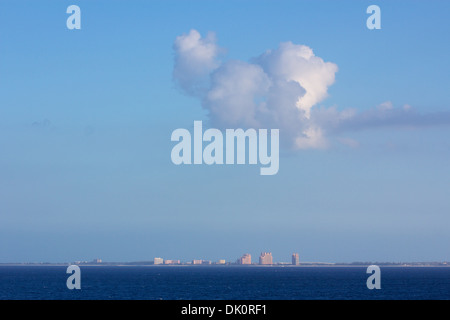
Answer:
xmin=2 ymin=257 xmax=448 ymax=267
xmin=3 ymin=251 xmax=448 ymax=266
xmin=1 ymin=1 xmax=449 ymax=263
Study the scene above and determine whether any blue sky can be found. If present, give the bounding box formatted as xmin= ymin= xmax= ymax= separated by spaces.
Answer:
xmin=0 ymin=0 xmax=449 ymax=263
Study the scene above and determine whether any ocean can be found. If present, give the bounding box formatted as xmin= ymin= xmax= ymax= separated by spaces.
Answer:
xmin=0 ymin=266 xmax=448 ymax=300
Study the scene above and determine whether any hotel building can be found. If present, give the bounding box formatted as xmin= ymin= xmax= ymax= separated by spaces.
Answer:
xmin=239 ymin=253 xmax=252 ymax=265
xmin=292 ymin=253 xmax=299 ymax=265
xmin=259 ymin=252 xmax=273 ymax=265
xmin=164 ymin=259 xmax=181 ymax=265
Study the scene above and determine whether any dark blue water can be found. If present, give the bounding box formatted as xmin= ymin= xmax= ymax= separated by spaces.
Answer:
xmin=0 ymin=266 xmax=448 ymax=300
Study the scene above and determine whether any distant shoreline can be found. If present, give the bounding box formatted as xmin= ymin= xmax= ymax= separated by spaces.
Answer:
xmin=0 ymin=262 xmax=448 ymax=267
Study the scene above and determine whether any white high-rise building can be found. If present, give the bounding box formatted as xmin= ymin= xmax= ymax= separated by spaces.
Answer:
xmin=292 ymin=253 xmax=300 ymax=265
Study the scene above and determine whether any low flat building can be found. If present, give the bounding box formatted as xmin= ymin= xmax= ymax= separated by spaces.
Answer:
xmin=164 ymin=259 xmax=181 ymax=265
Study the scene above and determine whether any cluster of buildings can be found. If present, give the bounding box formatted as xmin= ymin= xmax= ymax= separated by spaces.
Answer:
xmin=154 ymin=258 xmax=227 ymax=265
xmin=237 ymin=252 xmax=300 ymax=265
xmin=151 ymin=253 xmax=301 ymax=266
xmin=72 ymin=258 xmax=102 ymax=265
xmin=71 ymin=254 xmax=302 ymax=266
xmin=154 ymin=258 xmax=181 ymax=265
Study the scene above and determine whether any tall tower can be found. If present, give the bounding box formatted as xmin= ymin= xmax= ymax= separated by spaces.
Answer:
xmin=292 ymin=253 xmax=300 ymax=265
xmin=259 ymin=252 xmax=273 ymax=265
xmin=239 ymin=253 xmax=252 ymax=265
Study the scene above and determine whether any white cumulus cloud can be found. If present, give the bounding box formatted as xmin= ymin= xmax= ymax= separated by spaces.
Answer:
xmin=173 ymin=29 xmax=337 ymax=149
xmin=255 ymin=42 xmax=338 ymax=119
xmin=173 ymin=30 xmax=450 ymax=150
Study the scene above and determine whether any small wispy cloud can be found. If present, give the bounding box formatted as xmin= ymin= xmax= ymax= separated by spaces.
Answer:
xmin=32 ymin=118 xmax=53 ymax=129
xmin=173 ymin=29 xmax=450 ymax=149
